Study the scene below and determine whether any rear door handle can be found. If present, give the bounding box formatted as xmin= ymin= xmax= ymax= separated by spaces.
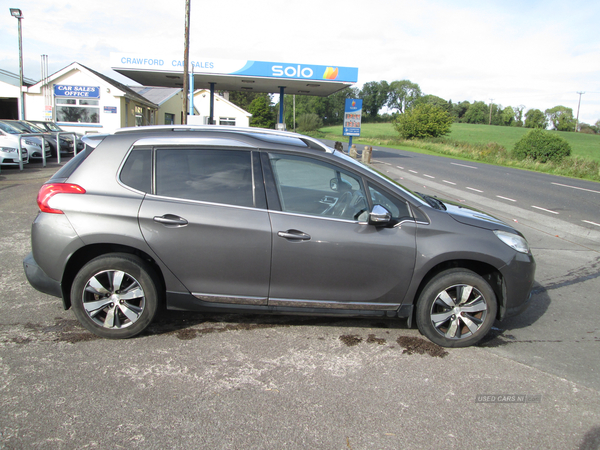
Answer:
xmin=277 ymin=230 xmax=311 ymax=241
xmin=153 ymin=214 xmax=189 ymax=227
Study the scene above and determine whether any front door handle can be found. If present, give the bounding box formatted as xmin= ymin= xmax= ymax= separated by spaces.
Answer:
xmin=277 ymin=230 xmax=311 ymax=241
xmin=153 ymin=214 xmax=189 ymax=227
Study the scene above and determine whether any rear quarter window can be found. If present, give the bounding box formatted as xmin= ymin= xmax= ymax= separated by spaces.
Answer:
xmin=120 ymin=148 xmax=152 ymax=192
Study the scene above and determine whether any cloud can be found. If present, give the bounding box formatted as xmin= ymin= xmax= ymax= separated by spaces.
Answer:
xmin=1 ymin=0 xmax=599 ymax=124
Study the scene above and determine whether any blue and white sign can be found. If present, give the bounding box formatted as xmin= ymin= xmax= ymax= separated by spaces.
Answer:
xmin=104 ymin=106 xmax=117 ymax=114
xmin=54 ymin=85 xmax=100 ymax=98
xmin=343 ymin=99 xmax=363 ymax=136
xmin=110 ymin=53 xmax=359 ymax=83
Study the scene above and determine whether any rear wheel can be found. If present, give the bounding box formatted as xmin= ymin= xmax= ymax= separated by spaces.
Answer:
xmin=416 ymin=269 xmax=497 ymax=348
xmin=70 ymin=253 xmax=159 ymax=339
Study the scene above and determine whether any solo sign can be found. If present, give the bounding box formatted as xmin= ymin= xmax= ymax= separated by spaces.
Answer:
xmin=54 ymin=85 xmax=100 ymax=98
xmin=343 ymin=99 xmax=363 ymax=137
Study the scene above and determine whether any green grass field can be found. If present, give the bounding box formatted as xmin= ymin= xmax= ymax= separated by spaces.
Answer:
xmin=321 ymin=123 xmax=600 ymax=163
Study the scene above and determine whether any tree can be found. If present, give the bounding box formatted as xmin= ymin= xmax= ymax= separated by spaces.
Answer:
xmin=359 ymin=81 xmax=390 ymax=118
xmin=248 ymin=96 xmax=275 ymax=128
xmin=501 ymin=106 xmax=515 ymax=126
xmin=228 ymin=91 xmax=271 ymax=112
xmin=513 ymin=105 xmax=525 ymax=127
xmin=545 ymin=105 xmax=576 ymax=132
xmin=524 ymin=108 xmax=548 ymax=129
xmin=463 ymin=101 xmax=489 ymax=124
xmin=393 ymin=104 xmax=453 ymax=139
xmin=513 ymin=129 xmax=571 ymax=163
xmin=451 ymin=101 xmax=470 ymax=122
xmin=414 ymin=94 xmax=450 ymax=112
xmin=296 ymin=113 xmax=323 ymax=132
xmin=387 ymin=80 xmax=422 ymax=113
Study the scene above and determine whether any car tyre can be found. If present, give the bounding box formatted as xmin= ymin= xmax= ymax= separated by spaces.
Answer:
xmin=70 ymin=253 xmax=159 ymax=339
xmin=416 ymin=269 xmax=497 ymax=348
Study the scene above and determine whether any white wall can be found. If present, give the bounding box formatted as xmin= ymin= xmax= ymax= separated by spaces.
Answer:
xmin=192 ymin=90 xmax=251 ymax=127
xmin=25 ymin=68 xmax=124 ymax=134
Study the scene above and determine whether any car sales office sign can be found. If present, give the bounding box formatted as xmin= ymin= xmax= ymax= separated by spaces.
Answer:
xmin=343 ymin=99 xmax=363 ymax=137
xmin=54 ymin=84 xmax=100 ymax=98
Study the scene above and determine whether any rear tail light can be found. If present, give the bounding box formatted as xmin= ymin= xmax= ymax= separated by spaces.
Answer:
xmin=37 ymin=183 xmax=86 ymax=214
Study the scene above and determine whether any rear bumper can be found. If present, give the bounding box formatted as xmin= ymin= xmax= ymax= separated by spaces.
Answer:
xmin=23 ymin=252 xmax=63 ymax=301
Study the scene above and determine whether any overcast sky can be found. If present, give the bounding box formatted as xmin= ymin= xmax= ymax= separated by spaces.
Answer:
xmin=2 ymin=0 xmax=599 ymax=125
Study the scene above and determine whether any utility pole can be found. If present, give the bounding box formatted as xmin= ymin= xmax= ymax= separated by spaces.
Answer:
xmin=182 ymin=0 xmax=190 ymax=125
xmin=10 ymin=9 xmax=24 ymax=120
xmin=488 ymin=99 xmax=494 ymax=125
xmin=575 ymin=92 xmax=585 ymax=132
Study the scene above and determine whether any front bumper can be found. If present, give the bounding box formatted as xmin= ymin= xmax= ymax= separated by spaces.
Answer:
xmin=498 ymin=251 xmax=536 ymax=320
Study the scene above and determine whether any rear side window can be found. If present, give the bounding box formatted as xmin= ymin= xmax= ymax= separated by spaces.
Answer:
xmin=155 ymin=148 xmax=254 ymax=207
xmin=120 ymin=148 xmax=151 ymax=192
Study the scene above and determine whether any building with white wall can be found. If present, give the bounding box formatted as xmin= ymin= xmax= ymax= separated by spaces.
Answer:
xmin=188 ymin=89 xmax=251 ymax=127
xmin=0 ymin=69 xmax=36 ymax=120
xmin=24 ymin=62 xmax=160 ymax=134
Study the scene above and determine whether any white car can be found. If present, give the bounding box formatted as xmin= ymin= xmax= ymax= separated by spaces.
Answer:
xmin=0 ymin=134 xmax=29 ymax=166
xmin=0 ymin=121 xmax=51 ymax=160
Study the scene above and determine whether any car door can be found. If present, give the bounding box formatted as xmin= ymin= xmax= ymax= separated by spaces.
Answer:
xmin=138 ymin=147 xmax=272 ymax=305
xmin=265 ymin=152 xmax=417 ymax=309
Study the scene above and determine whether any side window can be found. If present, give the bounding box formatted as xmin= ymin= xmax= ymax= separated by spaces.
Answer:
xmin=368 ymin=183 xmax=412 ymax=220
xmin=268 ymin=153 xmax=368 ymax=220
xmin=156 ymin=148 xmax=254 ymax=207
xmin=120 ymin=148 xmax=151 ymax=193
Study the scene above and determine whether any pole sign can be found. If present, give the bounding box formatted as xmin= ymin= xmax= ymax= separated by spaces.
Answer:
xmin=343 ymin=99 xmax=362 ymax=136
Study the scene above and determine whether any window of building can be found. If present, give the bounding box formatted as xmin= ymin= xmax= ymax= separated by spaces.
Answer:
xmin=55 ymin=98 xmax=100 ymax=124
xmin=219 ymin=117 xmax=236 ymax=126
xmin=165 ymin=113 xmax=175 ymax=125
xmin=135 ymin=106 xmax=144 ymax=127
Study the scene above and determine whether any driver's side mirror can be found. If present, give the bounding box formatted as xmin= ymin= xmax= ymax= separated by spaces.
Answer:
xmin=368 ymin=204 xmax=392 ymax=226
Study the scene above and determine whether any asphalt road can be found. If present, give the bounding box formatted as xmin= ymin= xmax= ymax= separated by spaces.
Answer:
xmin=1 ymin=157 xmax=600 ymax=449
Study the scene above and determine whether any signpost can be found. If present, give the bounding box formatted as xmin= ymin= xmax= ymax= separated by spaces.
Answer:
xmin=343 ymin=98 xmax=363 ymax=150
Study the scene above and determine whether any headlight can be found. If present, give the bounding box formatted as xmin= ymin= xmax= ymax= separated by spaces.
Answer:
xmin=494 ymin=230 xmax=530 ymax=254
xmin=25 ymin=140 xmax=41 ymax=148
xmin=0 ymin=147 xmax=18 ymax=153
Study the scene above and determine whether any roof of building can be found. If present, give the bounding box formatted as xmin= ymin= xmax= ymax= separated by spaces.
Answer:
xmin=129 ymin=86 xmax=181 ymax=106
xmin=0 ymin=68 xmax=37 ymax=87
xmin=27 ymin=62 xmax=158 ymax=109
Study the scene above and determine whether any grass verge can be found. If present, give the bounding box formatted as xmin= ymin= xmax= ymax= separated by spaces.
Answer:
xmin=313 ymin=125 xmax=600 ymax=182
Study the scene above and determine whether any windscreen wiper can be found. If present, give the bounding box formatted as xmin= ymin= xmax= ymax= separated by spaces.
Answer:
xmin=416 ymin=192 xmax=447 ymax=211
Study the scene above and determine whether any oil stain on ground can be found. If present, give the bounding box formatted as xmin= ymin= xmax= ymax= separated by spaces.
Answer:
xmin=396 ymin=336 xmax=449 ymax=358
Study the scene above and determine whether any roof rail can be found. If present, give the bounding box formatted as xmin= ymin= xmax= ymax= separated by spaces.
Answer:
xmin=114 ymin=125 xmax=332 ymax=152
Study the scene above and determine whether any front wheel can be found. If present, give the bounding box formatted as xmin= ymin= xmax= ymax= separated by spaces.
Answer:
xmin=416 ymin=269 xmax=497 ymax=348
xmin=70 ymin=253 xmax=159 ymax=339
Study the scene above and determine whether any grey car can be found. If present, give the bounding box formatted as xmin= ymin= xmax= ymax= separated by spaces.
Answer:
xmin=23 ymin=126 xmax=535 ymax=347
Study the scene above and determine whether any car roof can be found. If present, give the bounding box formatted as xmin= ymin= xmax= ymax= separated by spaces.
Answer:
xmin=113 ymin=125 xmax=333 ymax=153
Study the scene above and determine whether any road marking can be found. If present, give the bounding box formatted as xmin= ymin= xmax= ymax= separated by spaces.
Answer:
xmin=466 ymin=187 xmax=483 ymax=193
xmin=583 ymin=220 xmax=600 ymax=227
xmin=451 ymin=162 xmax=477 ymax=169
xmin=552 ymin=182 xmax=600 ymax=194
xmin=409 ymin=170 xmax=418 ymax=174
xmin=443 ymin=180 xmax=456 ymax=185
xmin=532 ymin=206 xmax=559 ymax=215
xmin=381 ymin=162 xmax=392 ymax=166
xmin=424 ymin=174 xmax=435 ymax=179
xmin=496 ymin=195 xmax=517 ymax=202
xmin=396 ymin=166 xmax=404 ymax=169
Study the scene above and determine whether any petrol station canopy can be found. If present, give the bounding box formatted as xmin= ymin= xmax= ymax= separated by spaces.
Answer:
xmin=110 ymin=53 xmax=358 ymax=97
